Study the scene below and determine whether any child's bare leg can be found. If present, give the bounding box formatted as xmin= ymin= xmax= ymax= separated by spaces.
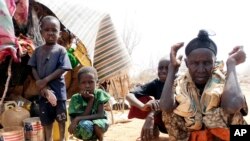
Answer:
xmin=44 ymin=124 xmax=53 ymax=141
xmin=58 ymin=121 xmax=66 ymax=141
xmin=94 ymin=125 xmax=104 ymax=141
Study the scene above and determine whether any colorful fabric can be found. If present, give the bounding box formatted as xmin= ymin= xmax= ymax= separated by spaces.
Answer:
xmin=73 ymin=40 xmax=91 ymax=66
xmin=162 ymin=108 xmax=245 ymax=141
xmin=67 ymin=48 xmax=79 ymax=68
xmin=5 ymin=0 xmax=16 ymax=16
xmin=18 ymin=34 xmax=35 ymax=57
xmin=0 ymin=0 xmax=20 ymax=62
xmin=189 ymin=128 xmax=229 ymax=141
xmin=162 ymin=61 xmax=248 ymax=141
xmin=13 ymin=0 xmax=29 ymax=27
xmin=74 ymin=119 xmax=109 ymax=140
xmin=68 ymin=89 xmax=110 ymax=140
xmin=128 ymin=96 xmax=152 ymax=119
xmin=75 ymin=120 xmax=95 ymax=140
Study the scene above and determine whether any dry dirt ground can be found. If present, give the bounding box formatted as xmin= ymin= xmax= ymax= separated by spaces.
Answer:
xmin=103 ymin=110 xmax=169 ymax=141
xmin=69 ymin=76 xmax=250 ymax=141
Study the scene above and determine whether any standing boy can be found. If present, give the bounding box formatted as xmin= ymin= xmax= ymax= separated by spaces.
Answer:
xmin=28 ymin=15 xmax=72 ymax=141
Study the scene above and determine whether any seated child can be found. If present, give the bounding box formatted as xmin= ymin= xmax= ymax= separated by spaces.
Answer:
xmin=126 ymin=58 xmax=169 ymax=140
xmin=68 ymin=66 xmax=110 ymax=141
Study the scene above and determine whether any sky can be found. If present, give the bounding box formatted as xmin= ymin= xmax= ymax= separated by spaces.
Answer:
xmin=85 ymin=0 xmax=250 ymax=74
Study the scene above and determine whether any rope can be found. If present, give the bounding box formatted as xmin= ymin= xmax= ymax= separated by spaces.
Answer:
xmin=0 ymin=58 xmax=13 ymax=106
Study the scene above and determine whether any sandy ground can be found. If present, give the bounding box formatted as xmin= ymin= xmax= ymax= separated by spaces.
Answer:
xmin=104 ymin=110 xmax=169 ymax=141
xmin=69 ymin=76 xmax=250 ymax=141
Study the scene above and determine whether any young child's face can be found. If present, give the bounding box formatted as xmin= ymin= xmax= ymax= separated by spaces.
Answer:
xmin=40 ymin=19 xmax=60 ymax=45
xmin=78 ymin=73 xmax=97 ymax=98
xmin=158 ymin=60 xmax=170 ymax=82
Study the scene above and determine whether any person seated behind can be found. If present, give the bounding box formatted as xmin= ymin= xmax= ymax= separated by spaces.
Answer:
xmin=160 ymin=30 xmax=248 ymax=141
xmin=126 ymin=58 xmax=169 ymax=141
xmin=68 ymin=66 xmax=110 ymax=141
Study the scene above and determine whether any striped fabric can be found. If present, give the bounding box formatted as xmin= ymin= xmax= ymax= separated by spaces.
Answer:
xmin=94 ymin=15 xmax=131 ymax=82
xmin=36 ymin=0 xmax=131 ymax=82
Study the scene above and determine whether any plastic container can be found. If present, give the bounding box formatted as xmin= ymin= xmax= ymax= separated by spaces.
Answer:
xmin=0 ymin=126 xmax=24 ymax=141
xmin=23 ymin=117 xmax=44 ymax=141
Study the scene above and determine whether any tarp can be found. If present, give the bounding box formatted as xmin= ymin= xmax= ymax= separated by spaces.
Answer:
xmin=36 ymin=0 xmax=131 ymax=82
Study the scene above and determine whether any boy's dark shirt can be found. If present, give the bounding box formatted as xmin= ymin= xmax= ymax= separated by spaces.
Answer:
xmin=130 ymin=79 xmax=164 ymax=100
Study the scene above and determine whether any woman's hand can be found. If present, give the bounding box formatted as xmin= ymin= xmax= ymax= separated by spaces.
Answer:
xmin=140 ymin=114 xmax=155 ymax=141
xmin=68 ymin=118 xmax=79 ymax=134
xmin=170 ymin=42 xmax=184 ymax=70
xmin=142 ymin=100 xmax=160 ymax=111
xmin=227 ymin=46 xmax=246 ymax=66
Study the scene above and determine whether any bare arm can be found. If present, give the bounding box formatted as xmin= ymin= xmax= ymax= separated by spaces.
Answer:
xmin=36 ymin=69 xmax=66 ymax=89
xmin=32 ymin=68 xmax=48 ymax=97
xmin=221 ymin=46 xmax=246 ymax=114
xmin=44 ymin=69 xmax=66 ymax=82
xmin=126 ymin=93 xmax=145 ymax=110
xmin=160 ymin=42 xmax=184 ymax=113
xmin=31 ymin=68 xmax=40 ymax=80
xmin=140 ymin=111 xmax=156 ymax=140
xmin=80 ymin=98 xmax=94 ymax=116
xmin=75 ymin=103 xmax=106 ymax=121
xmin=160 ymin=65 xmax=178 ymax=112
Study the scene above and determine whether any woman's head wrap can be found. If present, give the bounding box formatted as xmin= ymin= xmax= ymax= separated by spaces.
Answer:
xmin=185 ymin=30 xmax=217 ymax=56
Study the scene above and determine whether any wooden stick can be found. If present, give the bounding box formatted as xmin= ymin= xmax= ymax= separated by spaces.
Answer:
xmin=0 ymin=58 xmax=13 ymax=106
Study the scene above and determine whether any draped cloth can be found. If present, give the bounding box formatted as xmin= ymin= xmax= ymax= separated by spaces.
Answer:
xmin=13 ymin=0 xmax=29 ymax=28
xmin=93 ymin=15 xmax=131 ymax=82
xmin=0 ymin=0 xmax=19 ymax=62
xmin=162 ymin=61 xmax=248 ymax=141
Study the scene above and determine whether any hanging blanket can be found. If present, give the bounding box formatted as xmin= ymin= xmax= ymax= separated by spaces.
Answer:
xmin=13 ymin=0 xmax=29 ymax=28
xmin=0 ymin=0 xmax=20 ymax=62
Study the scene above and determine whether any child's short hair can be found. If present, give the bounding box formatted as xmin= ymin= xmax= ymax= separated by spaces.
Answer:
xmin=158 ymin=57 xmax=170 ymax=67
xmin=77 ymin=66 xmax=98 ymax=82
xmin=40 ymin=15 xmax=60 ymax=29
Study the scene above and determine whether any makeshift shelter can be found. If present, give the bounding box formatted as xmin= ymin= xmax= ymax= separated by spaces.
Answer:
xmin=0 ymin=0 xmax=131 ymax=103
